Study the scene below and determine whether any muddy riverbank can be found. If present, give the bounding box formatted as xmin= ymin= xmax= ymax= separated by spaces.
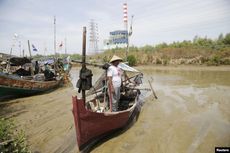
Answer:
xmin=0 ymin=65 xmax=230 ymax=153
xmin=0 ymin=86 xmax=78 ymax=153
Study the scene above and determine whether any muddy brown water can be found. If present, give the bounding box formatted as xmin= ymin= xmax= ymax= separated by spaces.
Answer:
xmin=0 ymin=65 xmax=230 ymax=153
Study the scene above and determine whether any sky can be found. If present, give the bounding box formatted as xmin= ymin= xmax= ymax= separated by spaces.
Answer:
xmin=0 ymin=0 xmax=230 ymax=56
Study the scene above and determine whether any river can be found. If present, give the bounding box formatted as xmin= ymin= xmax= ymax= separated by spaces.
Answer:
xmin=0 ymin=65 xmax=230 ymax=153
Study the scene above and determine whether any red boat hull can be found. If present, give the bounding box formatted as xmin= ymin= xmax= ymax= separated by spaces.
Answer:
xmin=72 ymin=96 xmax=139 ymax=151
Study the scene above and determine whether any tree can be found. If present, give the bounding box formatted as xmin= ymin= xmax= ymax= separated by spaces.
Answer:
xmin=127 ymin=55 xmax=137 ymax=66
xmin=223 ymin=33 xmax=230 ymax=45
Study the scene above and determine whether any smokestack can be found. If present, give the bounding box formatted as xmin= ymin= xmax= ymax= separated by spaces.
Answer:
xmin=123 ymin=3 xmax=128 ymax=30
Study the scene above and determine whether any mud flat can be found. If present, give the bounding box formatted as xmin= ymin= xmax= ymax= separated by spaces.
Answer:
xmin=0 ymin=66 xmax=230 ymax=153
xmin=0 ymin=86 xmax=78 ymax=153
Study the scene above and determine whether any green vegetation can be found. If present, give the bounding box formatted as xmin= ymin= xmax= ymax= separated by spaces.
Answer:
xmin=31 ymin=33 xmax=230 ymax=66
xmin=32 ymin=53 xmax=81 ymax=61
xmin=127 ymin=55 xmax=137 ymax=66
xmin=94 ymin=33 xmax=230 ymax=66
xmin=0 ymin=118 xmax=30 ymax=153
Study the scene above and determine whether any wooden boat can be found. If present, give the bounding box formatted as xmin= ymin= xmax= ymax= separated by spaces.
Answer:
xmin=72 ymin=86 xmax=142 ymax=152
xmin=0 ymin=72 xmax=62 ymax=98
xmin=0 ymin=55 xmax=70 ymax=99
xmin=72 ymin=60 xmax=143 ymax=152
xmin=72 ymin=27 xmax=145 ymax=152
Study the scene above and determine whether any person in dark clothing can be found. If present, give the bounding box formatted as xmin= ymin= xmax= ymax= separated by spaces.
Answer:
xmin=44 ymin=69 xmax=55 ymax=81
xmin=43 ymin=64 xmax=55 ymax=81
xmin=34 ymin=61 xmax=39 ymax=74
xmin=14 ymin=67 xmax=31 ymax=76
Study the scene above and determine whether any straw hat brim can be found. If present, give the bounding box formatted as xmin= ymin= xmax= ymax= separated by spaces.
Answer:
xmin=109 ymin=55 xmax=123 ymax=63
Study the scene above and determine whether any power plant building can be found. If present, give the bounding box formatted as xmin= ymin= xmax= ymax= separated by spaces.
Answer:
xmin=103 ymin=30 xmax=128 ymax=49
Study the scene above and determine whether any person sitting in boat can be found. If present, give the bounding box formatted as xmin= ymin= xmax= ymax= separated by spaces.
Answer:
xmin=107 ymin=55 xmax=123 ymax=112
xmin=14 ymin=65 xmax=31 ymax=76
xmin=43 ymin=63 xmax=55 ymax=81
xmin=34 ymin=61 xmax=39 ymax=74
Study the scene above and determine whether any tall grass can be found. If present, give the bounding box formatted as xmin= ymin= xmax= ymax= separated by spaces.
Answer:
xmin=91 ymin=34 xmax=230 ymax=66
xmin=0 ymin=118 xmax=30 ymax=153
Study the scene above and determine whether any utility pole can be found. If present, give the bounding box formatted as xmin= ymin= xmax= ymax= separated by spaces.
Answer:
xmin=9 ymin=46 xmax=13 ymax=57
xmin=19 ymin=41 xmax=22 ymax=57
xmin=54 ymin=16 xmax=56 ymax=57
xmin=127 ymin=15 xmax=134 ymax=59
xmin=27 ymin=40 xmax=34 ymax=75
xmin=43 ymin=42 xmax=47 ymax=57
xmin=28 ymin=40 xmax=32 ymax=58
xmin=53 ymin=16 xmax=58 ymax=72
xmin=89 ymin=19 xmax=99 ymax=54
xmin=65 ymin=37 xmax=67 ymax=55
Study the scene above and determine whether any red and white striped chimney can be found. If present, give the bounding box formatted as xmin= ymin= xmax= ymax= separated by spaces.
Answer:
xmin=123 ymin=3 xmax=128 ymax=30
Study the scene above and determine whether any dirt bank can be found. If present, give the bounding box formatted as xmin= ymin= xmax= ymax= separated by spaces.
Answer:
xmin=0 ymin=86 xmax=78 ymax=153
xmin=0 ymin=66 xmax=229 ymax=153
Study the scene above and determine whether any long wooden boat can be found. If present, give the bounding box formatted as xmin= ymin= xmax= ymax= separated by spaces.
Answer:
xmin=72 ymin=61 xmax=143 ymax=152
xmin=72 ymin=88 xmax=141 ymax=152
xmin=0 ymin=72 xmax=62 ymax=98
xmin=72 ymin=27 xmax=144 ymax=152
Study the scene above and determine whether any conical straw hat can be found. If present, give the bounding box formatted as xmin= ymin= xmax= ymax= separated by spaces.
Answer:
xmin=109 ymin=55 xmax=123 ymax=63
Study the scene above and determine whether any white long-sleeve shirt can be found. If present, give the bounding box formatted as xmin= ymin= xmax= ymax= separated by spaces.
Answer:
xmin=107 ymin=65 xmax=123 ymax=88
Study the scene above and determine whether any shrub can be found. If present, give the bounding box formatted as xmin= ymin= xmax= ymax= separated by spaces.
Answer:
xmin=221 ymin=58 xmax=230 ymax=65
xmin=127 ymin=55 xmax=137 ymax=66
xmin=156 ymin=58 xmax=162 ymax=64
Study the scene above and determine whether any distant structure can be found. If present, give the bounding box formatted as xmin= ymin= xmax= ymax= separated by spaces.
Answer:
xmin=103 ymin=3 xmax=129 ymax=50
xmin=103 ymin=30 xmax=128 ymax=49
xmin=89 ymin=19 xmax=99 ymax=54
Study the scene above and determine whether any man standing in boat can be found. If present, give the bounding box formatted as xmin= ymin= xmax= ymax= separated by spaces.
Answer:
xmin=107 ymin=55 xmax=123 ymax=112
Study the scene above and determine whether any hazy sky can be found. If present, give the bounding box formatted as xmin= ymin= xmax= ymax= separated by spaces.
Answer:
xmin=0 ymin=0 xmax=230 ymax=56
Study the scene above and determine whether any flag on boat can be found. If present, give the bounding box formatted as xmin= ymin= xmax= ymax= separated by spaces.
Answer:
xmin=32 ymin=44 xmax=38 ymax=52
xmin=14 ymin=33 xmax=18 ymax=38
xmin=58 ymin=41 xmax=63 ymax=51
xmin=59 ymin=42 xmax=63 ymax=48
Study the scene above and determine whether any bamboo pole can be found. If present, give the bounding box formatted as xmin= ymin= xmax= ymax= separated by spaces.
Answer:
xmin=27 ymin=40 xmax=34 ymax=75
xmin=148 ymin=80 xmax=158 ymax=99
xmin=27 ymin=40 xmax=32 ymax=58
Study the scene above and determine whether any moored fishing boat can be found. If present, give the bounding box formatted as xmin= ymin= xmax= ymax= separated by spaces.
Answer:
xmin=0 ymin=56 xmax=63 ymax=99
xmin=0 ymin=72 xmax=62 ymax=98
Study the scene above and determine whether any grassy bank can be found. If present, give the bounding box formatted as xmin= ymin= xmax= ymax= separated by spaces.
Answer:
xmin=31 ymin=33 xmax=230 ymax=66
xmin=0 ymin=118 xmax=30 ymax=153
xmin=91 ymin=33 xmax=230 ymax=66
xmin=92 ymin=47 xmax=230 ymax=66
